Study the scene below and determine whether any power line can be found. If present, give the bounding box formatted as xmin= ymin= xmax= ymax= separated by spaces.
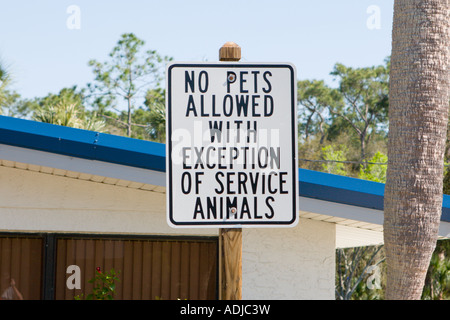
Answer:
xmin=298 ymin=158 xmax=450 ymax=167
xmin=298 ymin=158 xmax=387 ymax=165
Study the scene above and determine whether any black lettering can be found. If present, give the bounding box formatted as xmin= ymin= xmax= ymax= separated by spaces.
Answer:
xmin=206 ymin=147 xmax=216 ymax=169
xmin=185 ymin=71 xmax=195 ymax=93
xmin=226 ymin=71 xmax=236 ymax=93
xmin=252 ymin=95 xmax=261 ymax=117
xmin=219 ymin=197 xmax=224 ymax=219
xmin=280 ymin=172 xmax=288 ymax=194
xmin=247 ymin=121 xmax=257 ymax=143
xmin=182 ymin=147 xmax=191 ymax=169
xmin=237 ymin=172 xmax=248 ymax=194
xmin=270 ymin=147 xmax=280 ymax=169
xmin=249 ymin=172 xmax=259 ymax=194
xmin=226 ymin=172 xmax=236 ymax=194
xmin=223 ymin=95 xmax=233 ymax=116
xmin=265 ymin=196 xmax=275 ymax=218
xmin=263 ymin=71 xmax=272 ymax=93
xmin=193 ymin=197 xmax=204 ymax=219
xmin=185 ymin=95 xmax=197 ymax=117
xmin=208 ymin=121 xmax=223 ymax=143
xmin=229 ymin=147 xmax=239 ymax=169
xmin=198 ymin=70 xmax=208 ymax=93
xmin=254 ymin=197 xmax=262 ymax=219
xmin=181 ymin=172 xmax=191 ymax=194
xmin=211 ymin=95 xmax=219 ymax=116
xmin=261 ymin=172 xmax=266 ymax=194
xmin=207 ymin=197 xmax=217 ymax=219
xmin=226 ymin=197 xmax=238 ymax=219
xmin=194 ymin=172 xmax=204 ymax=194
xmin=241 ymin=147 xmax=249 ymax=170
xmin=240 ymin=197 xmax=251 ymax=219
xmin=252 ymin=71 xmax=260 ymax=93
xmin=258 ymin=147 xmax=268 ymax=168
xmin=200 ymin=95 xmax=209 ymax=116
xmin=264 ymin=95 xmax=274 ymax=116
xmin=235 ymin=120 xmax=242 ymax=143
xmin=240 ymin=71 xmax=248 ymax=93
xmin=268 ymin=172 xmax=278 ymax=194
xmin=218 ymin=147 xmax=227 ymax=169
xmin=215 ymin=172 xmax=224 ymax=194
xmin=236 ymin=95 xmax=249 ymax=116
xmin=193 ymin=147 xmax=204 ymax=169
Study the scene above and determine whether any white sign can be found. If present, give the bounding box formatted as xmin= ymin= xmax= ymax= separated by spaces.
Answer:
xmin=166 ymin=62 xmax=298 ymax=228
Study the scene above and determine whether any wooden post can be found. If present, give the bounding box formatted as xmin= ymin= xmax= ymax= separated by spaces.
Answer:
xmin=219 ymin=41 xmax=242 ymax=300
xmin=219 ymin=41 xmax=241 ymax=62
xmin=219 ymin=228 xmax=242 ymax=300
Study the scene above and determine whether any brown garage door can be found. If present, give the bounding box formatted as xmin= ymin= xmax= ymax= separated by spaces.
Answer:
xmin=55 ymin=237 xmax=218 ymax=300
xmin=0 ymin=236 xmax=43 ymax=300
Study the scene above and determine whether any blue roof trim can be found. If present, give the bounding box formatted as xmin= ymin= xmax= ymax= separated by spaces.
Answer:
xmin=0 ymin=115 xmax=166 ymax=172
xmin=441 ymin=196 xmax=450 ymax=222
xmin=0 ymin=115 xmax=449 ymax=223
xmin=298 ymin=168 xmax=450 ymax=222
xmin=298 ymin=168 xmax=384 ymax=213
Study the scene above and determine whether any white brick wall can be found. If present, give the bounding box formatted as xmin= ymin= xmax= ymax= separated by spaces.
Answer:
xmin=0 ymin=165 xmax=214 ymax=236
xmin=0 ymin=165 xmax=336 ymax=299
xmin=243 ymin=218 xmax=336 ymax=299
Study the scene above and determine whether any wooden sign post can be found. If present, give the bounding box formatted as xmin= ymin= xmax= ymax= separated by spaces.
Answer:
xmin=219 ymin=42 xmax=242 ymax=300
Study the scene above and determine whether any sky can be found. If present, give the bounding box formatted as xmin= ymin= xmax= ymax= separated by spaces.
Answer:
xmin=0 ymin=0 xmax=393 ymax=101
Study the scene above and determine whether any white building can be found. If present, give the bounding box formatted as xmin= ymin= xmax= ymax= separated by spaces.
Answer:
xmin=0 ymin=115 xmax=449 ymax=300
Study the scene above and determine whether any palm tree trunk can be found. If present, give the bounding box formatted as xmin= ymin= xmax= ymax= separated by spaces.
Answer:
xmin=384 ymin=0 xmax=450 ymax=299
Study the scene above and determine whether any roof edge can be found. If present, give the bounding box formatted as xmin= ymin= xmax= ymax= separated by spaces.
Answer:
xmin=0 ymin=115 xmax=165 ymax=172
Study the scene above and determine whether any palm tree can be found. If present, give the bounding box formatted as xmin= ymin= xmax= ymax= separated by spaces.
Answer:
xmin=33 ymin=99 xmax=105 ymax=132
xmin=383 ymin=0 xmax=450 ymax=299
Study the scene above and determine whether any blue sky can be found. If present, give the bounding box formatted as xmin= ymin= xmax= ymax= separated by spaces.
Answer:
xmin=0 ymin=0 xmax=393 ymax=101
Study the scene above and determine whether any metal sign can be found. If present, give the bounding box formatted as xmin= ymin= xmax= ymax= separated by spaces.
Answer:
xmin=166 ymin=62 xmax=298 ymax=228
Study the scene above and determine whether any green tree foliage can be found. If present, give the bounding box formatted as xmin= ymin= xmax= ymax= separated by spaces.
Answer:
xmin=32 ymin=87 xmax=105 ymax=131
xmin=359 ymin=151 xmax=388 ymax=183
xmin=297 ymin=58 xmax=389 ymax=177
xmin=321 ymin=144 xmax=349 ymax=176
xmin=0 ymin=60 xmax=25 ymax=118
xmin=336 ymin=245 xmax=385 ymax=300
xmin=143 ymin=88 xmax=165 ymax=142
xmin=87 ymin=33 xmax=171 ymax=138
xmin=0 ymin=61 xmax=10 ymax=110
xmin=421 ymin=240 xmax=450 ymax=300
xmin=297 ymin=79 xmax=342 ymax=144
xmin=328 ymin=60 xmax=389 ymax=164
xmin=75 ymin=268 xmax=120 ymax=300
xmin=443 ymin=163 xmax=450 ymax=195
